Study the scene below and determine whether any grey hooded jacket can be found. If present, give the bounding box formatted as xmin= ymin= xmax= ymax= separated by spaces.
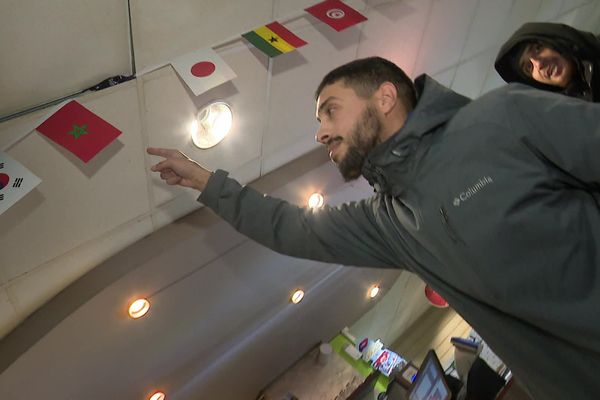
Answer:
xmin=199 ymin=75 xmax=600 ymax=399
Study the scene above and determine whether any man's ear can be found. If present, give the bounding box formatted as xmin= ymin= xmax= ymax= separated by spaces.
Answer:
xmin=377 ymin=82 xmax=398 ymax=114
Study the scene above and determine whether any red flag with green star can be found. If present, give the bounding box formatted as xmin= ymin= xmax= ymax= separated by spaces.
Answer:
xmin=36 ymin=100 xmax=122 ymax=163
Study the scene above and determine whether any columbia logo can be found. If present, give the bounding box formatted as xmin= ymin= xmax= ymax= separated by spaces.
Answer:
xmin=453 ymin=176 xmax=493 ymax=207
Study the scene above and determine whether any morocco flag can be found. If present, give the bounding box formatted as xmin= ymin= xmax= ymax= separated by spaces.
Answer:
xmin=0 ymin=151 xmax=41 ymax=216
xmin=305 ymin=0 xmax=367 ymax=32
xmin=171 ymin=47 xmax=237 ymax=96
xmin=36 ymin=100 xmax=122 ymax=163
xmin=242 ymin=22 xmax=307 ymax=57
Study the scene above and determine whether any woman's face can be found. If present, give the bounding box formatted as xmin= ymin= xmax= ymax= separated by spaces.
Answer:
xmin=518 ymin=42 xmax=576 ymax=88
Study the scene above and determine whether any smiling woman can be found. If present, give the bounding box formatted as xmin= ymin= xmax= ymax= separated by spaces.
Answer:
xmin=495 ymin=22 xmax=600 ymax=102
xmin=516 ymin=42 xmax=575 ymax=88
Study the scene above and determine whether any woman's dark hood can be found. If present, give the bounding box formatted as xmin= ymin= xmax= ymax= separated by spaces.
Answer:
xmin=494 ymin=22 xmax=600 ymax=102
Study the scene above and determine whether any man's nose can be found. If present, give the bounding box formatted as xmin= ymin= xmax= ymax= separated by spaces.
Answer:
xmin=315 ymin=125 xmax=331 ymax=145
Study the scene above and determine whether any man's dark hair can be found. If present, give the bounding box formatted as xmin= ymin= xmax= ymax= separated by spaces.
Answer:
xmin=315 ymin=57 xmax=417 ymax=111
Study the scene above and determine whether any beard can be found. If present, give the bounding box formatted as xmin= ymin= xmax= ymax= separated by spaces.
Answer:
xmin=337 ymin=105 xmax=382 ymax=181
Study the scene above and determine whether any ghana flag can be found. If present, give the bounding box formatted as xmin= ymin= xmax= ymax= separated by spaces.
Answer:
xmin=242 ymin=22 xmax=307 ymax=57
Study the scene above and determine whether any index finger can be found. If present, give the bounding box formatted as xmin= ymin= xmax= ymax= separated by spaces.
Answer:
xmin=147 ymin=147 xmax=183 ymax=159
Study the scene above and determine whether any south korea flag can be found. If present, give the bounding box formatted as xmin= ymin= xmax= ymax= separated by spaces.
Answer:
xmin=0 ymin=151 xmax=41 ymax=216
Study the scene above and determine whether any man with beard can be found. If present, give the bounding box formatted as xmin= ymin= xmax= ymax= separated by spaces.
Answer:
xmin=148 ymin=57 xmax=600 ymax=400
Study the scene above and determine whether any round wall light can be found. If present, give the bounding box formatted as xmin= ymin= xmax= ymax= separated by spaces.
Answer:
xmin=368 ymin=285 xmax=380 ymax=299
xmin=149 ymin=391 xmax=166 ymax=400
xmin=291 ymin=289 xmax=305 ymax=304
xmin=128 ymin=298 xmax=150 ymax=319
xmin=308 ymin=192 xmax=324 ymax=209
xmin=191 ymin=101 xmax=233 ymax=149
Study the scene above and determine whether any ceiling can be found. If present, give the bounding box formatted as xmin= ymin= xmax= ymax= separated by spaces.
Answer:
xmin=0 ymin=0 xmax=599 ymax=399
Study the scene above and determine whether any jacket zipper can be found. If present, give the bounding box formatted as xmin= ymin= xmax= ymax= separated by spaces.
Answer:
xmin=439 ymin=206 xmax=465 ymax=245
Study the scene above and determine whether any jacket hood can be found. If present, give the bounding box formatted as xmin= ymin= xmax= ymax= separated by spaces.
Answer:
xmin=401 ymin=75 xmax=471 ymax=139
xmin=362 ymin=75 xmax=470 ymax=192
xmin=494 ymin=22 xmax=600 ymax=101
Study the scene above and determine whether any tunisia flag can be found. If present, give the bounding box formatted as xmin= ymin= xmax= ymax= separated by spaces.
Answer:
xmin=305 ymin=0 xmax=367 ymax=32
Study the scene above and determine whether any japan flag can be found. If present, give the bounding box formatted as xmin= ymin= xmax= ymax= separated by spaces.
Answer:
xmin=171 ymin=48 xmax=237 ymax=96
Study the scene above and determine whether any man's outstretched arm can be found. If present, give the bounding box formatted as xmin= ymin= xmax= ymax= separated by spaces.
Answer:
xmin=199 ymin=169 xmax=400 ymax=268
xmin=147 ymin=147 xmax=401 ymax=269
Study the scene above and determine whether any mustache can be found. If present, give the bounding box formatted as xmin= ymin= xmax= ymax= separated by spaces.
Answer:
xmin=326 ymin=137 xmax=343 ymax=146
